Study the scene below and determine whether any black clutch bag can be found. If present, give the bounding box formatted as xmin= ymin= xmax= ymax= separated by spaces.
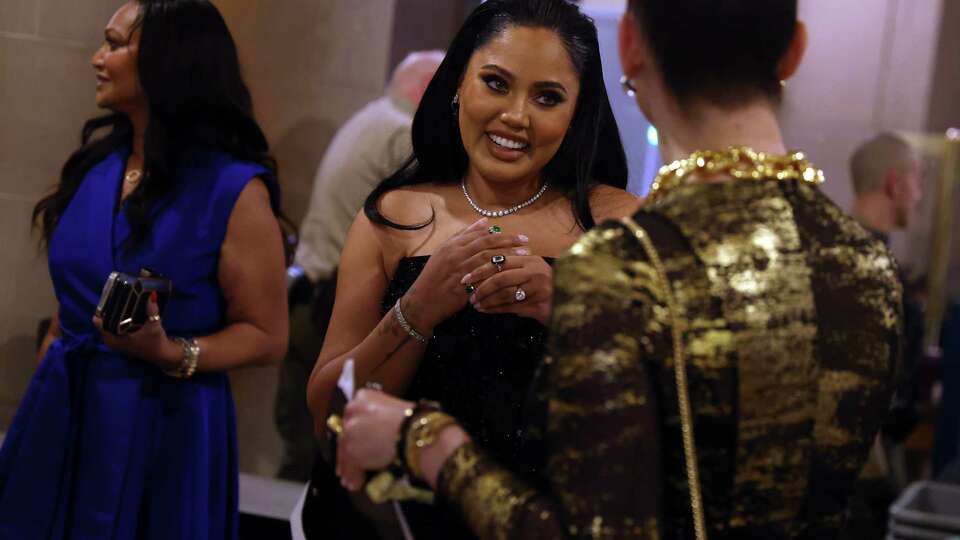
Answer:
xmin=95 ymin=269 xmax=173 ymax=336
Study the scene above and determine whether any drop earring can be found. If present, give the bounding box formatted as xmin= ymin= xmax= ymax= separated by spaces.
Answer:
xmin=619 ymin=75 xmax=637 ymax=98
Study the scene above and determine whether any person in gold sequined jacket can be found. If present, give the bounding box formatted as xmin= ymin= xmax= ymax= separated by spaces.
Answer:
xmin=333 ymin=1 xmax=903 ymax=538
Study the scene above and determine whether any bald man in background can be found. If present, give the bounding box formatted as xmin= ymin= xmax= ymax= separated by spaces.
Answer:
xmin=845 ymin=132 xmax=925 ymax=539
xmin=851 ymin=132 xmax=923 ymax=243
xmin=275 ymin=51 xmax=444 ymax=481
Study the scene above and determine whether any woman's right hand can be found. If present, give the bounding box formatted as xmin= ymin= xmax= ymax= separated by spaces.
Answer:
xmin=403 ymin=218 xmax=529 ymax=332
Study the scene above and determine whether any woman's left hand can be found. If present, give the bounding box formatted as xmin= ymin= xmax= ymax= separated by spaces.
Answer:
xmin=462 ymin=251 xmax=553 ymax=325
xmin=337 ymin=389 xmax=413 ymax=491
xmin=92 ymin=292 xmax=181 ymax=371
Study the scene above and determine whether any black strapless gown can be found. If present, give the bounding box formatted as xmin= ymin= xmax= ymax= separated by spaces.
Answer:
xmin=302 ymin=256 xmax=550 ymax=540
xmin=385 ymin=256 xmax=550 ymax=539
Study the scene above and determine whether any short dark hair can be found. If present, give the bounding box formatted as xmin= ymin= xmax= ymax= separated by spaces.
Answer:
xmin=364 ymin=0 xmax=627 ymax=231
xmin=628 ymin=0 xmax=797 ymax=107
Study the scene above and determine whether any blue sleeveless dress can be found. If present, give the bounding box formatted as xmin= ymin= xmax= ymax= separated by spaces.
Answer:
xmin=0 ymin=147 xmax=276 ymax=539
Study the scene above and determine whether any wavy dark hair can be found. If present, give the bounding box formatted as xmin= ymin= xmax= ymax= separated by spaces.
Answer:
xmin=364 ymin=0 xmax=627 ymax=231
xmin=33 ymin=0 xmax=278 ymax=250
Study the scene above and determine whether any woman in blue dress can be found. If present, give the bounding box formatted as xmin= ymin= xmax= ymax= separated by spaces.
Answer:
xmin=0 ymin=1 xmax=288 ymax=538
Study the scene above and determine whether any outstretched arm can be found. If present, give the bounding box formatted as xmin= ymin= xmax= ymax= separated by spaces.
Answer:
xmin=339 ymin=221 xmax=666 ymax=539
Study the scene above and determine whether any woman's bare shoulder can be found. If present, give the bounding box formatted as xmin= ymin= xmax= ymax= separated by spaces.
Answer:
xmin=364 ymin=182 xmax=461 ymax=264
xmin=375 ymin=183 xmax=453 ymax=227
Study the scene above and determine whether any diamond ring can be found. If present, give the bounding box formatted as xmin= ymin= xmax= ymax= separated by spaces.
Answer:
xmin=491 ymin=254 xmax=506 ymax=272
xmin=515 ymin=287 xmax=527 ymax=302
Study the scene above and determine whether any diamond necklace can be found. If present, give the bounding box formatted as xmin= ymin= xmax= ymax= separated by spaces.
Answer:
xmin=461 ymin=180 xmax=549 ymax=218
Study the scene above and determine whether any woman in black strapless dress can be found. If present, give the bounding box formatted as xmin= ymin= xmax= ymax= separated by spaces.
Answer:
xmin=304 ymin=1 xmax=639 ymax=538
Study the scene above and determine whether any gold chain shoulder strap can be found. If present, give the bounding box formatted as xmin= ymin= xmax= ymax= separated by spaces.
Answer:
xmin=621 ymin=216 xmax=707 ymax=540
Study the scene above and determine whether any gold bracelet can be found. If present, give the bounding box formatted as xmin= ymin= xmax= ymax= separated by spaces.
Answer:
xmin=404 ymin=411 xmax=458 ymax=482
xmin=165 ymin=337 xmax=200 ymax=379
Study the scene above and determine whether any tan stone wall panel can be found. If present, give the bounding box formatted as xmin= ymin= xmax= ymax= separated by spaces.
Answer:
xmin=35 ymin=0 xmax=117 ymax=44
xmin=0 ymin=0 xmax=37 ymax=35
xmin=217 ymin=0 xmax=397 ymax=475
xmin=0 ymin=36 xmax=100 ymax=198
xmin=217 ymin=0 xmax=395 ymax=223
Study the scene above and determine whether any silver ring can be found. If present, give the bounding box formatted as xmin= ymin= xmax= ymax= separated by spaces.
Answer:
xmin=148 ymin=314 xmax=161 ymax=323
xmin=491 ymin=254 xmax=506 ymax=272
xmin=515 ymin=287 xmax=527 ymax=303
xmin=365 ymin=381 xmax=383 ymax=392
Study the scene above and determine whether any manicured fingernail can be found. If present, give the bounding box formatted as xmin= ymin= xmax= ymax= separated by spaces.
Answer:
xmin=150 ymin=291 xmax=158 ymax=303
xmin=518 ymin=234 xmax=529 ymax=243
xmin=460 ymin=273 xmax=472 ymax=284
xmin=470 ymin=294 xmax=477 ymax=303
xmin=515 ymin=248 xmax=530 ymax=255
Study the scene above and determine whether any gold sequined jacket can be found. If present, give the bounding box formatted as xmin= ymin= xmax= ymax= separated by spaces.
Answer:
xmin=437 ymin=179 xmax=903 ymax=539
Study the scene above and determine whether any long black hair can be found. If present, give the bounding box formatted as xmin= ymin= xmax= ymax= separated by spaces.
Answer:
xmin=33 ymin=0 xmax=278 ymax=249
xmin=364 ymin=0 xmax=627 ymax=231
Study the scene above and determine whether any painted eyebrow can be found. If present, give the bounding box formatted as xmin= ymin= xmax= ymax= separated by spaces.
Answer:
xmin=104 ymin=28 xmax=125 ymax=41
xmin=480 ymin=64 xmax=568 ymax=94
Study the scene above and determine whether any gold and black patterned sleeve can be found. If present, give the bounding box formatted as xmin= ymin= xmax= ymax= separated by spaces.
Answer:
xmin=437 ymin=220 xmax=665 ymax=539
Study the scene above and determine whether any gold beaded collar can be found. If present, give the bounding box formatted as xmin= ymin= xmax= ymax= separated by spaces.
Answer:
xmin=648 ymin=146 xmax=825 ymax=201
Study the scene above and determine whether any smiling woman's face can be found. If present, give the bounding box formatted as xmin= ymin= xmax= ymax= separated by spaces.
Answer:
xmin=90 ymin=1 xmax=145 ymax=114
xmin=457 ymin=25 xmax=581 ymax=186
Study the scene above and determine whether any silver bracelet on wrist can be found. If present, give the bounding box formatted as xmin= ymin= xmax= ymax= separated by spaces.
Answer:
xmin=393 ymin=298 xmax=429 ymax=344
xmin=165 ymin=337 xmax=200 ymax=379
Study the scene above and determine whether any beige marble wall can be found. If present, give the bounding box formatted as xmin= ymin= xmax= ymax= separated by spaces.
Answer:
xmin=215 ymin=0 xmax=397 ymax=476
xmin=0 ymin=0 xmax=116 ymax=429
xmin=216 ymin=0 xmax=396 ymax=225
